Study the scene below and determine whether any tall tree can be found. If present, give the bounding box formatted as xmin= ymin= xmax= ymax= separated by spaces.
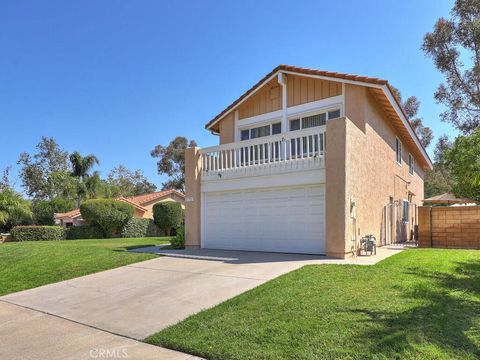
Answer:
xmin=422 ymin=0 xmax=480 ymax=134
xmin=0 ymin=167 xmax=11 ymax=191
xmin=390 ymin=86 xmax=434 ymax=148
xmin=151 ymin=136 xmax=197 ymax=191
xmin=443 ymin=128 xmax=480 ymax=200
xmin=18 ymin=137 xmax=74 ymax=200
xmin=424 ymin=135 xmax=454 ymax=198
xmin=107 ymin=165 xmax=157 ymax=197
xmin=69 ymin=151 xmax=100 ymax=207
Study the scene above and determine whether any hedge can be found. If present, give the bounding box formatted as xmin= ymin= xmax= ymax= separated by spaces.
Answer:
xmin=153 ymin=202 xmax=184 ymax=236
xmin=80 ymin=199 xmax=134 ymax=237
xmin=66 ymin=224 xmax=105 ymax=240
xmin=121 ymin=218 xmax=162 ymax=238
xmin=12 ymin=226 xmax=66 ymax=241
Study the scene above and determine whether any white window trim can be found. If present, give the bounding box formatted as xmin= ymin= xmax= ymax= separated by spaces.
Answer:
xmin=408 ymin=153 xmax=414 ymax=176
xmin=235 ymin=95 xmax=343 ymax=140
xmin=395 ymin=137 xmax=402 ymax=166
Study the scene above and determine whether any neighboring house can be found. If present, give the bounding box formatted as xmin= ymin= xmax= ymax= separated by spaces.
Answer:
xmin=184 ymin=65 xmax=433 ymax=258
xmin=55 ymin=190 xmax=185 ymax=227
xmin=423 ymin=193 xmax=476 ymax=206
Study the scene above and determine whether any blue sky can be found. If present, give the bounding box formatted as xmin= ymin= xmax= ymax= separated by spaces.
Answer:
xmin=0 ymin=0 xmax=456 ymax=192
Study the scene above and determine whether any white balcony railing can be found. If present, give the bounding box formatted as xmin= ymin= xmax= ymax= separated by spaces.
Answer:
xmin=200 ymin=126 xmax=326 ymax=180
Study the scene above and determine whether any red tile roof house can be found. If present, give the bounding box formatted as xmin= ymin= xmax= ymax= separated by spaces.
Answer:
xmin=184 ymin=65 xmax=433 ymax=258
xmin=54 ymin=190 xmax=185 ymax=227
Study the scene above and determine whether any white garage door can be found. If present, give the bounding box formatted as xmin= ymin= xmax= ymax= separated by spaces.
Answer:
xmin=203 ymin=184 xmax=325 ymax=254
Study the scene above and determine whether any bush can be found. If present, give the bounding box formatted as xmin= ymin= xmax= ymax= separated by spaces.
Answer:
xmin=66 ymin=224 xmax=104 ymax=240
xmin=0 ymin=188 xmax=33 ymax=232
xmin=80 ymin=199 xmax=134 ymax=237
xmin=12 ymin=225 xmax=66 ymax=241
xmin=121 ymin=218 xmax=162 ymax=238
xmin=153 ymin=202 xmax=184 ymax=236
xmin=32 ymin=198 xmax=76 ymax=225
xmin=170 ymin=224 xmax=185 ymax=249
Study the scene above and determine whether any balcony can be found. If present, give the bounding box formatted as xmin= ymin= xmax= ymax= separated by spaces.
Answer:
xmin=200 ymin=126 xmax=326 ymax=181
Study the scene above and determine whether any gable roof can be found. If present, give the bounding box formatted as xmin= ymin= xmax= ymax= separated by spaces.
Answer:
xmin=116 ymin=197 xmax=148 ymax=212
xmin=54 ymin=190 xmax=184 ymax=220
xmin=55 ymin=209 xmax=81 ymax=219
xmin=126 ymin=189 xmax=185 ymax=205
xmin=205 ymin=64 xmax=433 ymax=169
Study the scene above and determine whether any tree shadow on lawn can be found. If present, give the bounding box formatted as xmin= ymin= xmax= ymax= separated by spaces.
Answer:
xmin=349 ymin=260 xmax=480 ymax=359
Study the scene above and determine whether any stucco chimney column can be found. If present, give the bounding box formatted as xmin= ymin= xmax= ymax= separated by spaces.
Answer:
xmin=184 ymin=147 xmax=202 ymax=248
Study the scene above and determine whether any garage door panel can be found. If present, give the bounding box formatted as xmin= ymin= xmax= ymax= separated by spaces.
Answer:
xmin=203 ymin=184 xmax=325 ymax=254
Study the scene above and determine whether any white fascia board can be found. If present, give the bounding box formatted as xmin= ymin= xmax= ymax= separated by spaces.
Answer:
xmin=382 ymin=85 xmax=433 ymax=169
xmin=286 ymin=95 xmax=343 ymax=119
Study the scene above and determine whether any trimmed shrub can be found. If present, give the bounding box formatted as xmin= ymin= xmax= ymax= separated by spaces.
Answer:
xmin=153 ymin=202 xmax=184 ymax=236
xmin=80 ymin=199 xmax=134 ymax=237
xmin=121 ymin=218 xmax=162 ymax=238
xmin=32 ymin=198 xmax=76 ymax=226
xmin=170 ymin=224 xmax=185 ymax=249
xmin=12 ymin=225 xmax=66 ymax=241
xmin=66 ymin=224 xmax=104 ymax=240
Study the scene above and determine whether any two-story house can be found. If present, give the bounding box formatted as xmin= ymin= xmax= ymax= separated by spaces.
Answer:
xmin=184 ymin=65 xmax=432 ymax=258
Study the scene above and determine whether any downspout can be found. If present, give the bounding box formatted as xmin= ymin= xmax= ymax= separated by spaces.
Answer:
xmin=278 ymin=72 xmax=288 ymax=133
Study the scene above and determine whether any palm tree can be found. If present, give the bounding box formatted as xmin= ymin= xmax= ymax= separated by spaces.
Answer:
xmin=69 ymin=152 xmax=99 ymax=207
xmin=0 ymin=188 xmax=32 ymax=232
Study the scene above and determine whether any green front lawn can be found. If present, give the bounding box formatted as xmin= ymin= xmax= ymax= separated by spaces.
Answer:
xmin=0 ymin=237 xmax=168 ymax=296
xmin=146 ymin=249 xmax=480 ymax=359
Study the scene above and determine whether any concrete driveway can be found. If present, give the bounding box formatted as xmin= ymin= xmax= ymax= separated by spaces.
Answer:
xmin=1 ymin=249 xmax=333 ymax=340
xmin=0 ymin=247 xmax=403 ymax=359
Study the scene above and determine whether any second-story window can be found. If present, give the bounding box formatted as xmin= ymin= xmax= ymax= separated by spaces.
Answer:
xmin=289 ymin=108 xmax=340 ymax=131
xmin=251 ymin=125 xmax=270 ymax=139
xmin=409 ymin=154 xmax=414 ymax=175
xmin=240 ymin=122 xmax=281 ymax=141
xmin=396 ymin=138 xmax=402 ymax=164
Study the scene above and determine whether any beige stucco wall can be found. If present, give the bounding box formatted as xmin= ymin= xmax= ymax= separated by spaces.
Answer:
xmin=325 ymin=118 xmax=349 ymax=258
xmin=184 ymin=147 xmax=202 ymax=248
xmin=325 ymin=85 xmax=425 ymax=258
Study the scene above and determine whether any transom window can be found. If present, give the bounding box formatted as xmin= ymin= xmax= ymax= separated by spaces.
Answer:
xmin=289 ymin=109 xmax=340 ymax=131
xmin=240 ymin=122 xmax=281 ymax=141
